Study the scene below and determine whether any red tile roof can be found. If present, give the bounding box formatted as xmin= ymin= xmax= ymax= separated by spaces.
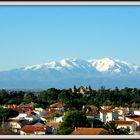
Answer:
xmin=85 ymin=112 xmax=94 ymax=116
xmin=113 ymin=108 xmax=127 ymax=111
xmin=86 ymin=105 xmax=97 ymax=110
xmin=4 ymin=104 xmax=23 ymax=112
xmin=21 ymin=125 xmax=46 ymax=134
xmin=100 ymin=109 xmax=112 ymax=113
xmin=24 ymin=102 xmax=34 ymax=108
xmin=45 ymin=122 xmax=60 ymax=128
xmin=46 ymin=109 xmax=63 ymax=115
xmin=71 ymin=128 xmax=108 ymax=135
xmin=50 ymin=102 xmax=65 ymax=108
xmin=113 ymin=120 xmax=134 ymax=125
xmin=126 ymin=115 xmax=140 ymax=122
xmin=8 ymin=118 xmax=23 ymax=122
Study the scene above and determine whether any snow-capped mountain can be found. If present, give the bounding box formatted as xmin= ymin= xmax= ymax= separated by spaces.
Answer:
xmin=0 ymin=58 xmax=140 ymax=89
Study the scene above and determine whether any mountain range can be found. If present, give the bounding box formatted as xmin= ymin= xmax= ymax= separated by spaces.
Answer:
xmin=0 ymin=58 xmax=140 ymax=89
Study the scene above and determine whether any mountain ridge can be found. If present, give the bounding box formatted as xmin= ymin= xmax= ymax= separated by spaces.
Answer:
xmin=0 ymin=58 xmax=140 ymax=89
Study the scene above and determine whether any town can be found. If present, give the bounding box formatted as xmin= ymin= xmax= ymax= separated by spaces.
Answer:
xmin=0 ymin=86 xmax=140 ymax=135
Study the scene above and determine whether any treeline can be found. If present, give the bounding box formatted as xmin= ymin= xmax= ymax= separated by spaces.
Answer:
xmin=0 ymin=86 xmax=140 ymax=109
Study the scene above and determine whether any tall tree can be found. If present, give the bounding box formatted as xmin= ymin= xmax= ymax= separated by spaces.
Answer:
xmin=56 ymin=110 xmax=86 ymax=134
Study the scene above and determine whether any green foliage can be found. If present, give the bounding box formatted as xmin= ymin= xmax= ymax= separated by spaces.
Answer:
xmin=32 ymin=103 xmax=40 ymax=110
xmin=118 ymin=127 xmax=131 ymax=135
xmin=23 ymin=92 xmax=36 ymax=104
xmin=37 ymin=88 xmax=60 ymax=105
xmin=62 ymin=110 xmax=86 ymax=128
xmin=0 ymin=90 xmax=10 ymax=105
xmin=56 ymin=127 xmax=73 ymax=135
xmin=104 ymin=121 xmax=130 ymax=135
xmin=0 ymin=108 xmax=19 ymax=121
xmin=104 ymin=121 xmax=118 ymax=135
xmin=85 ymin=118 xmax=104 ymax=128
xmin=0 ymin=86 xmax=140 ymax=112
xmin=56 ymin=110 xmax=86 ymax=135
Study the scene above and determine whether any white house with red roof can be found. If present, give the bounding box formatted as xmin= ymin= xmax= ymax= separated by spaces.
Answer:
xmin=8 ymin=118 xmax=29 ymax=134
xmin=20 ymin=125 xmax=47 ymax=135
xmin=100 ymin=109 xmax=118 ymax=123
xmin=50 ymin=102 xmax=65 ymax=111
xmin=10 ymin=111 xmax=39 ymax=122
xmin=113 ymin=120 xmax=137 ymax=133
xmin=125 ymin=115 xmax=140 ymax=126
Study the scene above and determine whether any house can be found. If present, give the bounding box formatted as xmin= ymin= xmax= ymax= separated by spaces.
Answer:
xmin=53 ymin=116 xmax=63 ymax=123
xmin=113 ymin=120 xmax=137 ymax=133
xmin=34 ymin=108 xmax=47 ymax=116
xmin=42 ymin=109 xmax=64 ymax=122
xmin=50 ymin=102 xmax=65 ymax=111
xmin=112 ymin=107 xmax=129 ymax=120
xmin=100 ymin=106 xmax=112 ymax=110
xmin=87 ymin=105 xmax=98 ymax=110
xmin=24 ymin=102 xmax=35 ymax=109
xmin=34 ymin=108 xmax=44 ymax=112
xmin=85 ymin=112 xmax=99 ymax=120
xmin=33 ymin=109 xmax=48 ymax=121
xmin=112 ymin=107 xmax=128 ymax=115
xmin=133 ymin=109 xmax=140 ymax=116
xmin=11 ymin=112 xmax=39 ymax=122
xmin=20 ymin=125 xmax=47 ymax=135
xmin=8 ymin=118 xmax=29 ymax=134
xmin=100 ymin=109 xmax=118 ymax=123
xmin=45 ymin=122 xmax=60 ymax=134
xmin=71 ymin=128 xmax=108 ymax=135
xmin=125 ymin=115 xmax=140 ymax=126
xmin=83 ymin=105 xmax=98 ymax=112
xmin=3 ymin=104 xmax=24 ymax=113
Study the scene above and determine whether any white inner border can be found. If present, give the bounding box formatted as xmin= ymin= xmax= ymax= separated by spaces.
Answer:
xmin=0 ymin=1 xmax=140 ymax=139
xmin=0 ymin=1 xmax=139 ymax=5
xmin=0 ymin=135 xmax=140 ymax=139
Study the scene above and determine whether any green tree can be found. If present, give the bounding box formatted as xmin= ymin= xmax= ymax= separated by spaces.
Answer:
xmin=37 ymin=88 xmax=60 ymax=105
xmin=56 ymin=110 xmax=86 ymax=135
xmin=0 ymin=108 xmax=19 ymax=122
xmin=0 ymin=90 xmax=9 ymax=105
xmin=104 ymin=121 xmax=118 ymax=135
xmin=85 ymin=118 xmax=104 ymax=128
xmin=104 ymin=121 xmax=130 ymax=135
xmin=23 ymin=92 xmax=36 ymax=104
xmin=118 ymin=127 xmax=130 ymax=135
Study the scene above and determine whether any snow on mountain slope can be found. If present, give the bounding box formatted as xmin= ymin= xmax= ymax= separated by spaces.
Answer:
xmin=0 ymin=57 xmax=140 ymax=89
xmin=22 ymin=57 xmax=140 ymax=75
xmin=89 ymin=58 xmax=139 ymax=75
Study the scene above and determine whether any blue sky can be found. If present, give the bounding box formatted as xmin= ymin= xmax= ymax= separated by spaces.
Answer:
xmin=0 ymin=6 xmax=140 ymax=71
